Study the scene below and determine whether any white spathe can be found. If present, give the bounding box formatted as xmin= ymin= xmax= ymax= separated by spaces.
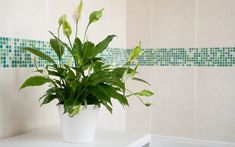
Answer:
xmin=58 ymin=105 xmax=100 ymax=143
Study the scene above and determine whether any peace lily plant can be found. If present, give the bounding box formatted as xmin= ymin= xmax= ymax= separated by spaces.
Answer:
xmin=20 ymin=1 xmax=153 ymax=118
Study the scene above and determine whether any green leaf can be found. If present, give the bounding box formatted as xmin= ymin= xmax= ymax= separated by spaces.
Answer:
xmin=64 ymin=98 xmax=81 ymax=117
xmin=23 ymin=47 xmax=55 ymax=64
xmin=50 ymin=39 xmax=64 ymax=60
xmin=90 ymin=85 xmax=112 ymax=105
xmin=69 ymin=105 xmax=80 ymax=117
xmin=47 ymin=70 xmax=62 ymax=78
xmin=101 ymin=101 xmax=112 ymax=113
xmin=128 ymin=44 xmax=141 ymax=63
xmin=20 ymin=76 xmax=49 ymax=90
xmin=89 ymin=8 xmax=104 ymax=25
xmin=65 ymin=69 xmax=76 ymax=82
xmin=112 ymin=67 xmax=135 ymax=79
xmin=46 ymin=87 xmax=56 ymax=95
xmin=145 ymin=102 xmax=153 ymax=107
xmin=83 ymin=41 xmax=95 ymax=58
xmin=73 ymin=37 xmax=83 ymax=64
xmin=136 ymin=90 xmax=154 ymax=97
xmin=41 ymin=94 xmax=56 ymax=106
xmin=99 ymin=84 xmax=128 ymax=106
xmin=88 ymin=71 xmax=108 ymax=86
xmin=132 ymin=77 xmax=151 ymax=86
xmin=109 ymin=77 xmax=125 ymax=92
xmin=94 ymin=35 xmax=116 ymax=55
xmin=49 ymin=31 xmax=72 ymax=53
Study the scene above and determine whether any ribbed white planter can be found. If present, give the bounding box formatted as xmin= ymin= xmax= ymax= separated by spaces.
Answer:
xmin=58 ymin=105 xmax=99 ymax=143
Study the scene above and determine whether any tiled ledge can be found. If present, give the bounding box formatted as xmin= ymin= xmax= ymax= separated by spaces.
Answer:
xmin=0 ymin=37 xmax=235 ymax=67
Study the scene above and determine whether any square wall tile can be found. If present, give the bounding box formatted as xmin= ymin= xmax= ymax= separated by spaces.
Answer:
xmin=108 ymin=0 xmax=126 ymax=48
xmin=0 ymin=68 xmax=60 ymax=139
xmin=150 ymin=67 xmax=195 ymax=137
xmin=0 ymin=0 xmax=48 ymax=40
xmin=197 ymin=0 xmax=235 ymax=47
xmin=126 ymin=66 xmax=153 ymax=133
xmin=127 ymin=0 xmax=151 ymax=48
xmin=151 ymin=0 xmax=196 ymax=48
xmin=195 ymin=67 xmax=235 ymax=142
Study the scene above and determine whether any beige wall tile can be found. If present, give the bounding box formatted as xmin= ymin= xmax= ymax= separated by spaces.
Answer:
xmin=150 ymin=67 xmax=195 ymax=137
xmin=197 ymin=0 xmax=235 ymax=47
xmin=97 ymin=101 xmax=126 ymax=131
xmin=126 ymin=66 xmax=153 ymax=133
xmin=151 ymin=0 xmax=196 ymax=48
xmin=108 ymin=0 xmax=126 ymax=48
xmin=127 ymin=0 xmax=151 ymax=48
xmin=0 ymin=68 xmax=60 ymax=139
xmin=195 ymin=67 xmax=235 ymax=142
xmin=0 ymin=0 xmax=48 ymax=40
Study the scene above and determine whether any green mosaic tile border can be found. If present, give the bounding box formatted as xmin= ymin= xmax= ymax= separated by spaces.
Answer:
xmin=0 ymin=36 xmax=235 ymax=67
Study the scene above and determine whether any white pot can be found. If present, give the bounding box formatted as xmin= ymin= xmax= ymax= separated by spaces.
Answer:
xmin=58 ymin=105 xmax=99 ymax=143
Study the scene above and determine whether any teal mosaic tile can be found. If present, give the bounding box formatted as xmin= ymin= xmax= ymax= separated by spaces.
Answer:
xmin=0 ymin=36 xmax=235 ymax=67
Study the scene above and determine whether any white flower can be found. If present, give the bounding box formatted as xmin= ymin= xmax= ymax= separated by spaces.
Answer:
xmin=73 ymin=0 xmax=83 ymax=23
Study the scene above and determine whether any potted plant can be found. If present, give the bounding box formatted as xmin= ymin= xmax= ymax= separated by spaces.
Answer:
xmin=19 ymin=1 xmax=153 ymax=143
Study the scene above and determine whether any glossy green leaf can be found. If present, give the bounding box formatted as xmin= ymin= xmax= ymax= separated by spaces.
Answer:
xmin=94 ymin=35 xmax=116 ymax=55
xmin=69 ymin=105 xmax=80 ymax=117
xmin=90 ymin=85 xmax=112 ymax=105
xmin=132 ymin=77 xmax=151 ymax=86
xmin=136 ymin=90 xmax=154 ymax=97
xmin=88 ymin=71 xmax=108 ymax=86
xmin=20 ymin=76 xmax=49 ymax=90
xmin=41 ymin=94 xmax=56 ymax=106
xmin=73 ymin=37 xmax=83 ymax=64
xmin=99 ymin=84 xmax=128 ymax=106
xmin=23 ymin=47 xmax=55 ymax=64
xmin=64 ymin=98 xmax=81 ymax=117
xmin=145 ymin=102 xmax=153 ymax=107
xmin=83 ymin=41 xmax=95 ymax=58
xmin=49 ymin=31 xmax=72 ymax=53
xmin=128 ymin=44 xmax=141 ymax=63
xmin=101 ymin=101 xmax=112 ymax=113
xmin=89 ymin=8 xmax=104 ymax=25
xmin=50 ymin=39 xmax=64 ymax=60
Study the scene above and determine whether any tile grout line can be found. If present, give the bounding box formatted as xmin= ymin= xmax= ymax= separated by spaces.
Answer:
xmin=193 ymin=0 xmax=199 ymax=140
xmin=148 ymin=0 xmax=154 ymax=134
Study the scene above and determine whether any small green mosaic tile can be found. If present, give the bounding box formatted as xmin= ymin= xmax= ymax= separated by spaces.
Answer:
xmin=0 ymin=36 xmax=235 ymax=67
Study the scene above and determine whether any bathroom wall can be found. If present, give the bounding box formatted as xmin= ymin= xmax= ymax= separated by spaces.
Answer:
xmin=0 ymin=0 xmax=126 ymax=139
xmin=126 ymin=0 xmax=235 ymax=143
xmin=1 ymin=0 xmax=235 ymax=143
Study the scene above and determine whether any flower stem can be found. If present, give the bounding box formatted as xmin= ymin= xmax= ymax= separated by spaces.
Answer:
xmin=75 ymin=22 xmax=78 ymax=39
xmin=57 ymin=25 xmax=61 ymax=39
xmin=83 ymin=24 xmax=89 ymax=43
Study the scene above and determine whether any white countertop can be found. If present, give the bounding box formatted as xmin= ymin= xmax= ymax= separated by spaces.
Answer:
xmin=0 ymin=126 xmax=151 ymax=147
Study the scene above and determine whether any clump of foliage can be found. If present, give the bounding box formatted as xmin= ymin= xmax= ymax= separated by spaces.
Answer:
xmin=20 ymin=1 xmax=153 ymax=117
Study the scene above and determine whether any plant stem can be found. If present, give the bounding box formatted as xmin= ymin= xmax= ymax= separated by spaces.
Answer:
xmin=57 ymin=25 xmax=61 ymax=39
xmin=67 ymin=36 xmax=73 ymax=48
xmin=126 ymin=89 xmax=146 ymax=105
xmin=83 ymin=23 xmax=90 ymax=43
xmin=75 ymin=22 xmax=78 ymax=39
